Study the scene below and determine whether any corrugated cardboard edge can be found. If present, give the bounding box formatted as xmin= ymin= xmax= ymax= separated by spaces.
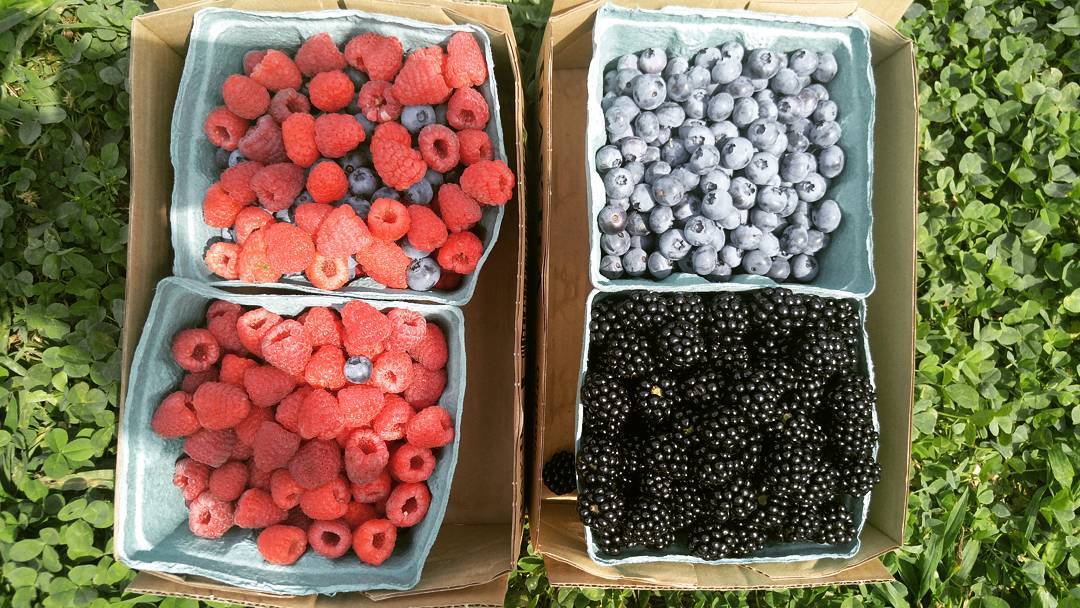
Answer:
xmin=550 ymin=0 xmax=914 ymax=25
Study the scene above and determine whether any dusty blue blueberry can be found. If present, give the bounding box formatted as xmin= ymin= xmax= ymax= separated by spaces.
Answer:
xmin=757 ymin=99 xmax=779 ymax=122
xmin=634 ymin=112 xmax=660 ymax=142
xmin=770 ymin=68 xmax=801 ymax=95
xmin=373 ymin=187 xmax=400 ymax=202
xmin=710 ymin=57 xmax=741 ymax=84
xmin=706 ymin=93 xmax=734 ymax=122
xmin=620 ymin=137 xmax=648 ymax=163
xmin=765 ymin=132 xmax=788 ymax=156
xmin=745 ymin=152 xmax=780 ymax=185
xmin=788 ymin=211 xmax=811 ymax=231
xmin=631 ymin=233 xmax=656 ymax=250
xmin=750 ymin=209 xmax=780 ymax=232
xmin=402 ymin=105 xmax=436 ymax=133
xmin=404 ymin=179 xmax=433 ymax=205
xmin=354 ymin=113 xmax=376 ymax=134
xmin=700 ymin=169 xmax=731 ymax=194
xmin=406 ymin=257 xmax=441 ymax=291
xmin=294 ymin=191 xmax=313 ymax=206
xmin=766 ymin=257 xmax=791 ymax=281
xmin=688 ymin=144 xmax=720 ymax=174
xmin=745 ymin=49 xmax=782 ymax=79
xmin=720 ymin=41 xmax=745 ymax=62
xmin=680 ymin=126 xmax=715 ymax=155
xmin=720 ymin=244 xmax=742 ymax=268
xmin=649 ymin=205 xmax=675 ymax=233
xmin=789 ymin=117 xmax=813 ymax=137
xmin=597 ymin=204 xmax=628 ymax=234
xmin=656 ymin=127 xmax=672 ymax=145
xmin=817 ymin=145 xmax=845 ymax=178
xmin=228 ymin=149 xmax=246 ymax=167
xmin=631 ymin=74 xmax=666 ymax=110
xmin=424 ymin=169 xmax=444 ymax=188
xmin=796 ymin=173 xmax=827 ymax=202
xmin=787 ymin=131 xmax=811 ymax=153
xmin=814 ymin=52 xmax=837 ymax=83
xmin=687 ymin=66 xmax=711 ymax=90
xmin=595 ymin=145 xmax=623 ymax=171
xmin=624 ymin=161 xmax=645 ymax=184
xmin=603 ymin=167 xmax=635 ymax=198
xmin=693 ymin=47 xmax=722 ymax=69
xmin=655 ymin=102 xmax=685 ymax=128
xmin=813 ymin=100 xmax=838 ymax=123
xmin=701 ymin=189 xmax=735 ymax=220
xmin=643 ymin=160 xmax=672 ymax=185
xmin=805 ymin=229 xmax=827 ymax=254
xmin=811 ymin=199 xmax=842 ymax=233
xmin=780 ymin=152 xmax=814 ymax=183
xmin=629 ymin=183 xmax=656 ymax=212
xmin=607 ymin=197 xmax=630 ymax=210
xmin=345 ymin=195 xmax=372 ymax=220
xmin=682 ymin=216 xmax=718 ymax=247
xmin=790 ymin=253 xmax=818 ymax=281
xmin=708 ymin=262 xmax=733 ymax=282
xmin=599 ymin=254 xmax=624 ymax=279
xmin=660 ymin=140 xmax=689 ymax=166
xmin=344 ymin=356 xmax=374 ymax=384
xmin=647 ymin=251 xmax=674 ymax=279
xmin=671 ymin=199 xmax=696 ymax=223
xmin=214 ymin=147 xmax=232 ymax=169
xmin=730 ymin=97 xmax=759 ymax=128
xmin=616 ymin=68 xmax=642 ymax=95
xmin=683 ymin=89 xmax=708 ymax=119
xmin=719 ymin=137 xmax=754 ymax=170
xmin=601 ymin=230 xmax=632 ymax=256
xmin=666 ymin=73 xmax=693 ymax=102
xmin=339 ymin=150 xmax=368 ymax=174
xmin=758 ymin=232 xmax=781 ymax=257
xmin=601 ymin=90 xmax=618 ymax=109
xmin=639 ymin=48 xmax=668 ymax=74
xmin=741 ymin=249 xmax=772 ymax=275
xmin=805 ymin=83 xmax=829 ymax=101
xmin=347 ymin=165 xmax=376 ymax=195
xmin=810 ymin=121 xmax=841 ymax=148
xmin=658 ymin=228 xmax=691 ymax=260
xmin=780 ymin=225 xmax=809 ymax=254
xmin=788 ymin=49 xmax=818 ymax=77
xmin=709 ymin=120 xmax=739 ymax=142
xmin=663 ymin=55 xmax=689 ymax=77
xmin=670 ymin=167 xmax=700 ymax=191
xmin=724 ymin=76 xmax=754 ymax=98
xmin=616 ymin=53 xmax=639 ymax=70
xmin=626 ymin=210 xmax=650 ymax=236
xmin=750 ymin=77 xmax=770 ymax=92
xmin=745 ymin=119 xmax=779 ymax=149
xmin=731 ymin=224 xmax=763 ymax=250
xmin=643 ymin=145 xmax=661 ymax=164
xmin=605 ymin=104 xmax=633 ymax=133
xmin=776 ymin=96 xmax=803 ymax=124
xmin=729 ymin=176 xmax=758 ymax=209
xmin=400 ymin=238 xmax=429 ymax=260
xmin=756 ymin=185 xmax=788 ymax=213
xmin=622 ymin=247 xmax=648 ymax=276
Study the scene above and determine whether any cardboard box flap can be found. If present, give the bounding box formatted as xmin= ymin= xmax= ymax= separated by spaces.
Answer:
xmin=129 ymin=572 xmax=317 ymax=608
xmin=746 ymin=1 xmax=860 ymax=18
xmin=139 ymin=0 xmax=333 ymax=54
xmin=551 ymin=0 xmax=913 ymax=27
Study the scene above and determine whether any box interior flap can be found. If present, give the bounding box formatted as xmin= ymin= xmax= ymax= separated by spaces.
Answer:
xmin=551 ymin=0 xmax=912 ymax=26
xmin=128 ymin=572 xmax=316 ymax=608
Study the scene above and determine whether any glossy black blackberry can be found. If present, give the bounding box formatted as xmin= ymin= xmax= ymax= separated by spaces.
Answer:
xmin=706 ymin=340 xmax=752 ymax=370
xmin=838 ymin=457 xmax=881 ymax=497
xmin=825 ymin=373 xmax=878 ymax=459
xmin=816 ymin=500 xmax=856 ymax=545
xmin=803 ymin=464 xmax=841 ymax=505
xmin=643 ymin=432 xmax=692 ymax=480
xmin=634 ymin=374 xmax=680 ymax=424
xmin=639 ymin=469 xmax=675 ymax=501
xmin=656 ymin=321 xmax=706 ymax=369
xmin=588 ymin=298 xmax=623 ymax=350
xmin=779 ymin=501 xmax=821 ymax=543
xmin=624 ymin=501 xmax=676 ymax=550
xmin=592 ymin=524 xmax=633 ymax=556
xmin=750 ymin=495 xmax=789 ymax=533
xmin=723 ymin=369 xmax=782 ymax=426
xmin=666 ymin=481 xmax=708 ymax=530
xmin=577 ymin=485 xmax=627 ymax=532
xmin=792 ymin=328 xmax=856 ymax=376
xmin=694 ymin=408 xmax=763 ymax=463
xmin=616 ymin=291 xmax=672 ymax=334
xmin=689 ymin=516 xmax=766 ymax=559
xmin=667 ymin=292 xmax=707 ymax=326
xmin=707 ymin=292 xmax=750 ymax=340
xmin=694 ymin=448 xmax=740 ymax=487
xmin=542 ymin=450 xmax=577 ymax=495
xmin=602 ymin=331 xmax=655 ymax=380
xmin=576 ymin=435 xmax=628 ymax=488
xmin=784 ymin=364 xmax=828 ymax=415
xmin=762 ymin=444 xmax=819 ymax=501
xmin=580 ymin=372 xmax=632 ymax=435
xmin=776 ymin=413 xmax=826 ymax=452
xmin=705 ymin=476 xmax=760 ymax=522
xmin=747 ymin=288 xmax=811 ymax=339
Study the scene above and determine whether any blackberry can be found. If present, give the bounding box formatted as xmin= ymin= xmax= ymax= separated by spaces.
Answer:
xmin=707 ymin=292 xmax=750 ymax=340
xmin=747 ymin=288 xmax=811 ymax=339
xmin=775 ymin=413 xmax=826 ymax=452
xmin=825 ymin=373 xmax=878 ymax=459
xmin=838 ymin=456 xmax=881 ymax=497
xmin=616 ymin=291 xmax=672 ymax=334
xmin=694 ymin=448 xmax=740 ymax=487
xmin=750 ymin=495 xmax=789 ymax=533
xmin=581 ymin=371 xmax=632 ymax=435
xmin=816 ymin=500 xmax=856 ymax=545
xmin=706 ymin=340 xmax=752 ymax=370
xmin=577 ymin=485 xmax=627 ymax=532
xmin=689 ymin=516 xmax=766 ymax=559
xmin=635 ymin=374 xmax=680 ymax=424
xmin=779 ymin=501 xmax=821 ymax=543
xmin=666 ymin=481 xmax=708 ymax=530
xmin=667 ymin=292 xmax=707 ymax=326
xmin=577 ymin=435 xmax=629 ymax=488
xmin=588 ymin=298 xmax=623 ymax=350
xmin=683 ymin=370 xmax=726 ymax=406
xmin=750 ymin=335 xmax=788 ymax=361
xmin=593 ymin=524 xmax=634 ymax=556
xmin=625 ymin=501 xmax=676 ymax=550
xmin=602 ymin=331 xmax=655 ymax=380
xmin=542 ymin=450 xmax=577 ymax=495
xmin=643 ymin=432 xmax=692 ymax=480
xmin=723 ymin=369 xmax=782 ymax=426
xmin=762 ymin=444 xmax=819 ymax=501
xmin=639 ymin=469 xmax=676 ymax=501
xmin=656 ymin=321 xmax=706 ymax=369
xmin=694 ymin=408 xmax=764 ymax=466
xmin=803 ymin=463 xmax=841 ymax=505
xmin=705 ymin=476 xmax=760 ymax=522
xmin=791 ymin=328 xmax=856 ymax=376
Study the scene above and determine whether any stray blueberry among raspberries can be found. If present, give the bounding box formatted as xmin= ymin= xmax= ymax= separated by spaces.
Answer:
xmin=542 ymin=450 xmax=577 ymax=495
xmin=343 ymin=355 xmax=373 ymax=384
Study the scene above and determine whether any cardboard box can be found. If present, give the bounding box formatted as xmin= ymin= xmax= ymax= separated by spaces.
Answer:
xmin=532 ymin=0 xmax=917 ymax=589
xmin=120 ymin=0 xmax=526 ymax=605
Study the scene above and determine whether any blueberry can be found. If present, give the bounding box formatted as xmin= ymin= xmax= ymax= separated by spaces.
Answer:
xmin=344 ymin=355 xmax=374 ymax=383
xmin=401 ymin=105 xmax=436 ymax=133
xmin=647 ymin=251 xmax=674 ymax=279
xmin=730 ymin=224 xmax=763 ymax=251
xmin=709 ymin=120 xmax=739 ymax=141
xmin=634 ymin=111 xmax=660 ymax=141
xmin=214 ymin=147 xmax=232 ymax=170
xmin=616 ymin=68 xmax=642 ymax=95
xmin=617 ymin=137 xmax=645 ymax=163
xmin=220 ymin=227 xmax=236 ymax=242
xmin=750 ymin=77 xmax=770 ymax=92
xmin=740 ymin=249 xmax=771 ymax=275
xmin=770 ymin=68 xmax=801 ymax=95
xmin=682 ymin=215 xmax=718 ymax=247
xmin=345 ymin=167 xmax=377 ymax=198
xmin=648 ymin=205 xmax=675 ymax=233
xmin=744 ymin=119 xmax=779 ymax=150
xmin=607 ymin=197 xmax=630 ymax=210
xmin=804 ymin=83 xmax=830 ymax=101
xmin=666 ymin=73 xmax=693 ymax=102
xmin=632 ymin=233 xmax=656 ymax=251
xmin=796 ymin=173 xmax=827 ymax=202
xmin=605 ymin=104 xmax=633 ymax=133
xmin=687 ymin=66 xmax=711 ymax=90
xmin=780 ymin=152 xmax=814 ymax=183
xmin=656 ymin=127 xmax=672 ymax=144
xmin=688 ymin=144 xmax=721 ymax=174
xmin=776 ymin=96 xmax=803 ymax=124
xmin=631 ymin=74 xmax=666 ymax=110
xmin=788 ymin=49 xmax=819 ymax=77
xmin=663 ymin=56 xmax=690 ymax=77
xmin=617 ymin=54 xmax=639 ymax=71
xmin=671 ymin=199 xmax=696 ymax=223
xmin=643 ymin=145 xmax=661 ymax=164
xmin=639 ymin=48 xmax=668 ymax=74
xmin=729 ymin=176 xmax=758 ymax=209
xmin=719 ymin=137 xmax=754 ymax=170
xmin=814 ymin=52 xmax=838 ymax=83
xmin=758 ymin=232 xmax=781 ymax=257
xmin=682 ymin=89 xmax=708 ymax=119
xmin=622 ymin=247 xmax=648 ymax=276
xmin=728 ymin=98 xmax=757 ymax=129
xmin=766 ymin=131 xmax=789 ymax=156
xmin=626 ymin=210 xmax=650 ymax=236
xmin=810 ymin=121 xmax=841 ymax=148
xmin=228 ymin=150 xmax=246 ymax=167
xmin=670 ymin=167 xmax=700 ymax=190
xmin=404 ymin=179 xmax=433 ymax=204
xmin=595 ymin=145 xmax=623 ymax=171
xmin=708 ymin=262 xmax=733 ymax=282
xmin=817 ymin=145 xmax=845 ymax=178
xmin=750 ymin=209 xmax=780 ymax=232
xmin=805 ymin=229 xmax=827 ymax=254
xmin=603 ymin=168 xmax=634 ymax=198
xmin=699 ymin=188 xmax=734 ymax=220
xmin=680 ymin=126 xmax=715 ymax=156
xmin=756 ymin=185 xmax=788 ymax=213
xmin=597 ymin=204 xmax=628 ymax=234
xmin=780 ymin=225 xmax=809 ymax=254
xmin=812 ymin=199 xmax=842 ymax=232
xmin=601 ymin=230 xmax=632 ymax=256
xmin=710 ymin=57 xmax=742 ymax=84
xmin=657 ymin=228 xmax=691 ymax=261
xmin=813 ymin=100 xmax=838 ymax=123
xmin=719 ymin=244 xmax=742 ymax=268
xmin=693 ymin=47 xmax=722 ymax=69
xmin=787 ymin=131 xmax=811 ymax=153
xmin=660 ymin=140 xmax=689 ymax=166
xmin=787 ymin=212 xmax=811 ymax=231
xmin=643 ymin=161 xmax=672 ymax=185
xmin=599 ymin=254 xmax=624 ymax=279
xmin=624 ymin=161 xmax=645 ymax=184
xmin=790 ymin=253 xmax=818 ymax=281
xmin=354 ymin=113 xmax=376 ymax=134
xmin=433 ymin=105 xmax=448 ymax=126
xmin=700 ymin=170 xmax=731 ymax=194
xmin=766 ymin=257 xmax=791 ymax=281
xmin=295 ymin=191 xmax=314 ymax=206
xmin=601 ymin=89 xmax=618 ymax=109
xmin=655 ymin=102 xmax=686 ymax=128
xmin=718 ymin=41 xmax=744 ymax=62
xmin=424 ymin=169 xmax=444 ymax=188
xmin=789 ymin=117 xmax=813 ymax=137
xmin=345 ymin=66 xmax=369 ymax=88
xmin=372 ymin=186 xmax=399 ymax=201
xmin=396 ymin=238 xmax=428 ymax=260
xmin=744 ymin=152 xmax=779 ymax=185
xmin=745 ymin=49 xmax=782 ymax=79
xmin=344 ymin=195 xmax=372 ymax=219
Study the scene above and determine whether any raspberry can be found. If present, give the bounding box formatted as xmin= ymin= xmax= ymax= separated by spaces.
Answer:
xmin=385 ymin=482 xmax=431 ymax=527
xmin=367 ymin=198 xmax=411 ymax=241
xmin=204 ymin=245 xmax=240 ymax=296
xmin=405 ymin=405 xmax=454 ymax=449
xmin=345 ymin=33 xmax=403 ymax=81
xmin=350 ymin=470 xmax=391 ymax=503
xmin=189 ymin=492 xmax=236 ymax=539
xmin=309 ymin=70 xmax=355 ymax=113
xmin=405 ymin=205 xmax=447 ymax=254
xmin=269 ymin=88 xmax=311 ymax=123
xmin=437 ymin=231 xmax=483 ymax=274
xmin=239 ymin=115 xmax=287 ymax=164
xmin=202 ymin=183 xmax=248 ymax=229
xmin=391 ymin=46 xmax=451 ymax=106
xmin=283 ymin=507 xmax=312 ymax=529
xmin=206 ymin=301 xmax=244 ymax=353
xmin=251 ymin=49 xmax=302 ymax=92
xmin=294 ymin=202 xmax=334 ymax=236
xmin=295 ymin=32 xmax=346 ymax=76
xmin=265 ymin=222 xmax=316 ymax=274
xmin=298 ymin=388 xmax=344 ymax=440
xmin=254 ymin=421 xmax=302 ymax=472
xmin=244 ymin=364 xmax=296 ymax=407
xmin=193 ymin=381 xmax=252 ymax=430
xmin=444 ymin=32 xmax=488 ymax=89
xmin=337 ymin=385 xmax=385 ymax=428
xmin=446 ymin=87 xmax=490 ymax=130
xmin=461 ymin=159 xmax=515 ymax=205
xmin=386 ymin=308 xmax=427 ymax=351
xmin=222 ymin=74 xmax=270 ymax=120
xmin=316 ymin=204 xmax=370 ymax=256
xmin=370 ymin=351 xmax=413 ymax=394
xmin=260 ymin=319 xmax=313 ymax=376
xmin=184 ymin=428 xmax=237 ymax=468
xmin=371 ymin=121 xmax=411 ymax=147
xmin=357 ymin=80 xmax=402 ymax=123
xmin=434 ymin=184 xmax=481 ymax=233
xmin=300 ymin=476 xmax=350 ymax=520
xmin=308 ymin=518 xmax=352 ymax=558
xmin=233 ymin=207 xmax=273 ymax=245
xmin=314 ymin=113 xmax=365 ymax=158
xmin=353 ymin=519 xmax=396 ymax=565
xmin=258 ymin=525 xmax=307 ymax=565
xmin=343 ymin=501 xmax=378 ymax=528
xmin=236 ymin=307 xmax=282 ymax=357
xmin=251 ymin=163 xmax=305 ymax=212
xmin=231 ymin=441 xmax=254 ymax=461
xmin=407 ymin=323 xmax=448 ymax=371
xmin=209 ymin=461 xmax=249 ymax=502
xmin=181 ymin=370 xmax=218 ymax=394
xmin=307 ymin=160 xmax=349 ymax=204
xmin=306 ymin=253 xmax=351 ymax=290
xmin=243 ymin=50 xmax=267 ymax=76
xmin=301 ymin=307 xmax=342 ymax=347
xmin=234 ymin=404 xmax=274 ymax=446
xmin=173 ymin=458 xmax=210 ymax=501
xmin=236 ymin=488 xmax=287 ymax=528
xmin=372 ymin=138 xmax=425 ymax=191
xmin=270 ymin=469 xmax=304 ymax=509
xmin=341 ymin=301 xmax=390 ymax=355
xmin=355 ymin=238 xmax=410 ymax=289
xmin=389 ymin=443 xmax=435 ymax=483
xmin=418 ymin=124 xmax=459 ymax=173
xmin=372 ymin=396 xmax=414 ymax=441
xmin=249 ymin=461 xmax=275 ymax=490
xmin=403 ymin=365 xmax=446 ymax=409
xmin=343 ymin=428 xmax=389 ymax=484
xmin=304 ymin=345 xmax=347 ymax=390
xmin=281 ymin=112 xmax=320 ymax=168
xmin=457 ymin=129 xmax=493 ymax=166
xmin=276 ymin=387 xmax=310 ymax=434
xmin=204 ymin=106 xmax=249 ymax=150
xmin=220 ymin=160 xmax=263 ymax=204
xmin=237 ymin=228 xmax=283 ymax=284
xmin=172 ymin=328 xmax=220 ymax=373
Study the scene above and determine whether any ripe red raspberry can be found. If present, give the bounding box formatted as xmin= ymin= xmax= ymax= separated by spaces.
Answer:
xmin=290 ymin=439 xmax=342 ymax=490
xmin=152 ymin=391 xmax=199 ymax=438
xmin=444 ymin=31 xmax=488 ymax=89
xmin=219 ymin=354 xmax=256 ymax=386
xmin=236 ymin=488 xmax=287 ymax=529
xmin=372 ymin=396 xmax=413 ymax=441
xmin=301 ymin=307 xmax=342 ymax=347
xmin=345 ymin=33 xmax=403 ymax=81
xmin=205 ymin=242 xmax=240 ymax=280
xmin=391 ymin=46 xmax=451 ymax=106
xmin=252 ymin=162 xmax=305 ymax=212
xmin=193 ymin=381 xmax=252 ymax=430
xmin=243 ymin=50 xmax=267 ymax=76
xmin=408 ymin=322 xmax=448 ymax=371
xmin=306 ymin=253 xmax=351 ymax=290
xmin=446 ymin=87 xmax=490 ymax=130
xmin=269 ymin=88 xmax=310 ymax=123
xmin=234 ymin=207 xmax=273 ymax=245
xmin=316 ymin=204 xmax=370 ymax=256
xmin=249 ymin=461 xmax=275 ymax=490
xmin=461 ymin=159 xmax=514 ymax=205
xmin=232 ymin=440 xmax=255 ymax=461
xmin=209 ymin=461 xmax=249 ymax=502
xmin=295 ymin=32 xmax=346 ymax=76
xmin=204 ymin=106 xmax=249 ymax=150
xmin=385 ymin=482 xmax=431 ymax=528
xmin=343 ymin=501 xmax=378 ymax=528
xmin=235 ymin=405 xmax=274 ymax=446
xmin=306 ymin=161 xmax=349 ymax=204
xmin=251 ymin=49 xmax=302 ymax=92
xmin=206 ymin=301 xmax=244 ymax=353
xmin=353 ymin=519 xmax=396 ymax=565
xmin=337 ymin=385 xmax=384 ymax=429
xmin=239 ymin=115 xmax=288 ymax=164
xmin=294 ymin=202 xmax=334 ymax=236
xmin=282 ymin=112 xmax=319 ymax=168
xmin=434 ymin=270 xmax=461 ymax=290
xmin=367 ymin=198 xmax=410 ymax=241
xmin=309 ymin=70 xmax=355 ymax=113
xmin=343 ymin=428 xmax=389 ymax=484
xmin=386 ymin=308 xmax=427 ymax=351
xmin=254 ymin=421 xmax=301 ymax=472
xmin=350 ymin=469 xmax=391 ymax=503
xmin=406 ymin=405 xmax=454 ymax=449
xmin=403 ymin=365 xmax=446 ymax=409
xmin=243 ymin=364 xmax=296 ymax=407
xmin=308 ymin=518 xmax=352 ymax=558
xmin=184 ymin=428 xmax=237 ymax=468
xmin=222 ymin=74 xmax=270 ymax=120
xmin=265 ymin=222 xmax=316 ymax=274
xmin=417 ymin=124 xmax=460 ymax=173
xmin=270 ymin=468 xmax=304 ymax=509
xmin=457 ymin=129 xmax=493 ymax=166
xmin=355 ymin=238 xmax=411 ymax=290
xmin=371 ymin=139 xmax=426 ymax=191
xmin=341 ymin=300 xmax=389 ymax=353
xmin=220 ymin=160 xmax=263 ymax=204
xmin=173 ymin=458 xmax=210 ymax=501
xmin=260 ymin=319 xmax=313 ymax=376
xmin=389 ymin=443 xmax=435 ymax=483
xmin=405 ymin=205 xmax=448 ymax=254
xmin=434 ymin=184 xmax=481 ymax=233
xmin=276 ymin=387 xmax=311 ymax=434
xmin=172 ymin=328 xmax=220 ymax=373
xmin=304 ymin=345 xmax=347 ymax=390
xmin=237 ymin=307 xmax=282 ymax=357
xmin=300 ymin=476 xmax=350 ymax=520
xmin=299 ymin=388 xmax=344 ymax=441
xmin=237 ymin=228 xmax=283 ymax=284
xmin=189 ymin=492 xmax=236 ymax=539
xmin=357 ymin=80 xmax=402 ymax=123
xmin=371 ymin=121 xmax=411 ymax=147
xmin=437 ymin=231 xmax=483 ymax=274
xmin=181 ymin=369 xmax=218 ymax=394
xmin=370 ymin=350 xmax=413 ymax=394
xmin=202 ymin=183 xmax=248 ymax=229
xmin=258 ymin=525 xmax=307 ymax=565
xmin=314 ymin=113 xmax=365 ymax=158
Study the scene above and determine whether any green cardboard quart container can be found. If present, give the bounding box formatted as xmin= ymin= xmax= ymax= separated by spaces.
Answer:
xmin=585 ymin=4 xmax=876 ymax=299
xmin=574 ymin=288 xmax=878 ymax=566
xmin=115 ymin=277 xmax=465 ymax=594
xmin=171 ymin=8 xmax=508 ymax=306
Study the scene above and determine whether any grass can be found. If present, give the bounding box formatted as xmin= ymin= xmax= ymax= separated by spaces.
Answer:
xmin=0 ymin=0 xmax=1077 ymax=607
